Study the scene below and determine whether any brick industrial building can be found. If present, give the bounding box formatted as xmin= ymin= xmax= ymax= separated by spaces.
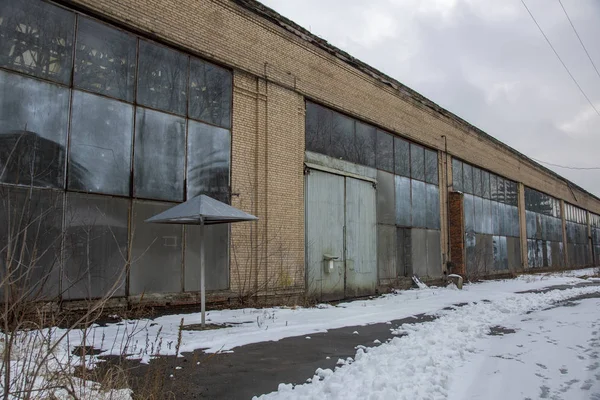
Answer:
xmin=1 ymin=0 xmax=600 ymax=306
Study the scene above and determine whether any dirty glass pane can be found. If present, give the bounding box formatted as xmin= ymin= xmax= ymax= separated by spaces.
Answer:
xmin=410 ymin=143 xmax=425 ymax=181
xmin=0 ymin=187 xmax=63 ymax=299
xmin=137 ymin=40 xmax=188 ymax=115
xmin=185 ymin=224 xmax=229 ymax=291
xmin=187 ymin=120 xmax=230 ymax=203
xmin=0 ymin=71 xmax=69 ymax=188
xmin=491 ymin=201 xmax=499 ymax=235
xmin=511 ymin=206 xmax=520 ymax=237
xmin=377 ymin=170 xmax=396 ymax=225
xmin=376 ymin=130 xmax=394 ymax=173
xmin=411 ymin=180 xmax=426 ymax=228
xmin=464 ymin=194 xmax=475 ymax=235
xmin=395 ymin=175 xmax=411 ymax=226
xmin=130 ymin=201 xmax=183 ymax=295
xmin=394 ymin=137 xmax=410 ymax=177
xmin=305 ymin=101 xmax=331 ymax=156
xmin=63 ymin=193 xmax=128 ymax=299
xmin=482 ymin=199 xmax=492 ymax=235
xmin=481 ymin=171 xmax=490 ymax=199
xmin=0 ymin=0 xmax=74 ymax=84
xmin=505 ymin=180 xmax=517 ymax=206
xmin=330 ymin=111 xmax=355 ymax=162
xmin=134 ymin=107 xmax=185 ymax=201
xmin=526 ymin=211 xmax=536 ymax=239
xmin=463 ymin=163 xmax=473 ymax=194
xmin=424 ymin=149 xmax=438 ymax=185
xmin=489 ymin=174 xmax=498 ymax=202
xmin=473 ymin=167 xmax=482 ymax=197
xmin=189 ymin=58 xmax=232 ymax=128
xmin=426 ymin=183 xmax=440 ymax=229
xmin=496 ymin=177 xmax=505 ymax=204
xmin=74 ymin=17 xmax=136 ymax=102
xmin=452 ymin=159 xmax=462 ymax=191
xmin=474 ymin=195 xmax=484 ymax=234
xmin=355 ymin=121 xmax=376 ymax=168
xmin=68 ymin=91 xmax=133 ymax=196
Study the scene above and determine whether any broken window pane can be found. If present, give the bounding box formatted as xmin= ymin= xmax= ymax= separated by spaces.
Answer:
xmin=0 ymin=0 xmax=74 ymax=84
xmin=0 ymin=70 xmax=70 ymax=188
xmin=189 ymin=58 xmax=232 ymax=128
xmin=68 ymin=91 xmax=134 ymax=196
xmin=424 ymin=148 xmax=438 ymax=185
xmin=137 ymin=40 xmax=188 ymax=115
xmin=410 ymin=143 xmax=425 ymax=181
xmin=187 ymin=120 xmax=230 ymax=203
xmin=134 ymin=107 xmax=185 ymax=201
xmin=394 ymin=137 xmax=410 ymax=177
xmin=376 ymin=130 xmax=394 ymax=173
xmin=74 ymin=17 xmax=137 ymax=102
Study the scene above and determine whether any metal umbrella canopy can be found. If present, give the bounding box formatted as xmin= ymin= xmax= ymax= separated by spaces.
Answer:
xmin=145 ymin=195 xmax=258 ymax=327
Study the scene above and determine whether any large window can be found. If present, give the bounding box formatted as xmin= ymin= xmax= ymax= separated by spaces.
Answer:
xmin=452 ymin=159 xmax=520 ymax=273
xmin=0 ymin=0 xmax=233 ymax=298
xmin=524 ymin=188 xmax=564 ymax=268
xmin=565 ymin=203 xmax=591 ymax=267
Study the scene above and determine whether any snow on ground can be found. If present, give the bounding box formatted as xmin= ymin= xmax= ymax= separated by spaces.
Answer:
xmin=254 ymin=285 xmax=600 ymax=400
xmin=65 ymin=268 xmax=600 ymax=360
xmin=449 ymin=297 xmax=600 ymax=400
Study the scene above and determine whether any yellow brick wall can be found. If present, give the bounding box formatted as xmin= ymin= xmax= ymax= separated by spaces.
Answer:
xmin=63 ymin=0 xmax=600 ymax=288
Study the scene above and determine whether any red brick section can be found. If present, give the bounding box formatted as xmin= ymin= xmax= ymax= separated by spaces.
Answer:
xmin=448 ymin=192 xmax=465 ymax=276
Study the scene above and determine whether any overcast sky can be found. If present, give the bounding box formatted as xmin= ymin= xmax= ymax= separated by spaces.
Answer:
xmin=260 ymin=0 xmax=600 ymax=197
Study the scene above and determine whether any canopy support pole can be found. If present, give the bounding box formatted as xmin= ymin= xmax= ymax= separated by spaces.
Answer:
xmin=200 ymin=216 xmax=206 ymax=328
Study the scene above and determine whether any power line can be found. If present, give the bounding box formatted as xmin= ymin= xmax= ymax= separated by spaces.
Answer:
xmin=531 ymin=157 xmax=600 ymax=170
xmin=520 ymin=0 xmax=600 ymax=118
xmin=557 ymin=0 xmax=600 ymax=82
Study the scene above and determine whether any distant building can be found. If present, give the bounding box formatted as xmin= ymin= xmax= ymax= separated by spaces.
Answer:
xmin=1 ymin=0 xmax=599 ymax=306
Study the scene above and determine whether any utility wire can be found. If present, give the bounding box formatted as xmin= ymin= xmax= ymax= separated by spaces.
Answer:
xmin=520 ymin=0 xmax=600 ymax=118
xmin=557 ymin=0 xmax=600 ymax=82
xmin=530 ymin=157 xmax=600 ymax=170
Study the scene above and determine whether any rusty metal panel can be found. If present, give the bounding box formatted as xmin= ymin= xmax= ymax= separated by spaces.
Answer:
xmin=345 ymin=177 xmax=377 ymax=297
xmin=376 ymin=170 xmax=395 ymax=225
xmin=377 ymin=224 xmax=396 ymax=280
xmin=305 ymin=169 xmax=345 ymax=301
